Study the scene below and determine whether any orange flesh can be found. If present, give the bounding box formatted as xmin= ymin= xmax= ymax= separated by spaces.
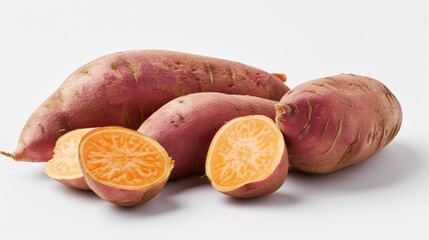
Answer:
xmin=45 ymin=128 xmax=95 ymax=180
xmin=206 ymin=115 xmax=284 ymax=191
xmin=79 ymin=127 xmax=172 ymax=190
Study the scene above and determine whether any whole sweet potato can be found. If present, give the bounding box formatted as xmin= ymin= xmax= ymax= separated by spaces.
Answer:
xmin=1 ymin=50 xmax=289 ymax=162
xmin=275 ymin=74 xmax=402 ymax=173
xmin=138 ymin=92 xmax=278 ymax=180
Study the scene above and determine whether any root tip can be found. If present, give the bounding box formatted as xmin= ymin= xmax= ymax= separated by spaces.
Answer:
xmin=0 ymin=151 xmax=16 ymax=160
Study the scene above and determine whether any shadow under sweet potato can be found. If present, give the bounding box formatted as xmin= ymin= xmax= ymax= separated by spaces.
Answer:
xmin=224 ymin=191 xmax=301 ymax=207
xmin=108 ymin=175 xmax=209 ymax=216
xmin=51 ymin=140 xmax=421 ymax=214
xmin=162 ymin=174 xmax=210 ymax=196
xmin=110 ymin=195 xmax=181 ymax=217
xmin=288 ymin=141 xmax=421 ymax=192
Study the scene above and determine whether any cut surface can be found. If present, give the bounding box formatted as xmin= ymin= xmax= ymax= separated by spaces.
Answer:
xmin=206 ymin=115 xmax=285 ymax=192
xmin=79 ymin=127 xmax=173 ymax=191
xmin=45 ymin=128 xmax=95 ymax=180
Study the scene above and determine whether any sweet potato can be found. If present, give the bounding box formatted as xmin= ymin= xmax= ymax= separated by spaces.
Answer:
xmin=275 ymin=74 xmax=402 ymax=173
xmin=78 ymin=127 xmax=174 ymax=207
xmin=44 ymin=128 xmax=95 ymax=190
xmin=1 ymin=50 xmax=289 ymax=162
xmin=206 ymin=115 xmax=288 ymax=198
xmin=137 ymin=92 xmax=278 ymax=180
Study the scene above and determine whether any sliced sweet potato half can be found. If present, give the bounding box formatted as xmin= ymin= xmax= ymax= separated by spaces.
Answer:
xmin=206 ymin=115 xmax=288 ymax=198
xmin=78 ymin=126 xmax=174 ymax=207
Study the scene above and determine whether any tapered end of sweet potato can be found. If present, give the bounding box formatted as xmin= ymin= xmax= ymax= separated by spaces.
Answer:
xmin=0 ymin=151 xmax=16 ymax=160
xmin=275 ymin=103 xmax=299 ymax=128
xmin=275 ymin=103 xmax=293 ymax=115
xmin=1 ymin=149 xmax=47 ymax=162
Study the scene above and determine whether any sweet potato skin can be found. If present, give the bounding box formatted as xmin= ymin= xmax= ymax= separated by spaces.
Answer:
xmin=137 ymin=92 xmax=278 ymax=180
xmin=275 ymin=74 xmax=402 ymax=173
xmin=6 ymin=50 xmax=289 ymax=162
xmin=55 ymin=177 xmax=89 ymax=191
xmin=83 ymin=177 xmax=167 ymax=207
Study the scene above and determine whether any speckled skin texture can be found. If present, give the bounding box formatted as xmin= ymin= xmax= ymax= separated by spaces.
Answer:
xmin=275 ymin=74 xmax=402 ymax=173
xmin=138 ymin=93 xmax=278 ymax=180
xmin=5 ymin=50 xmax=289 ymax=162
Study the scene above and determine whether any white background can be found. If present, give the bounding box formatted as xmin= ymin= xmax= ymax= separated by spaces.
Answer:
xmin=1 ymin=0 xmax=428 ymax=239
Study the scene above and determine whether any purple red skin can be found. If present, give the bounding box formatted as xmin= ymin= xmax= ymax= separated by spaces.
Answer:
xmin=221 ymin=143 xmax=288 ymax=199
xmin=3 ymin=50 xmax=289 ymax=162
xmin=275 ymin=74 xmax=402 ymax=173
xmin=137 ymin=92 xmax=278 ymax=180
xmin=84 ymin=175 xmax=167 ymax=207
xmin=55 ymin=177 xmax=90 ymax=190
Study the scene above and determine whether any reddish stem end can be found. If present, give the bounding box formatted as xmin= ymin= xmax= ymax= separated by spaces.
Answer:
xmin=272 ymin=73 xmax=287 ymax=83
xmin=275 ymin=103 xmax=293 ymax=114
